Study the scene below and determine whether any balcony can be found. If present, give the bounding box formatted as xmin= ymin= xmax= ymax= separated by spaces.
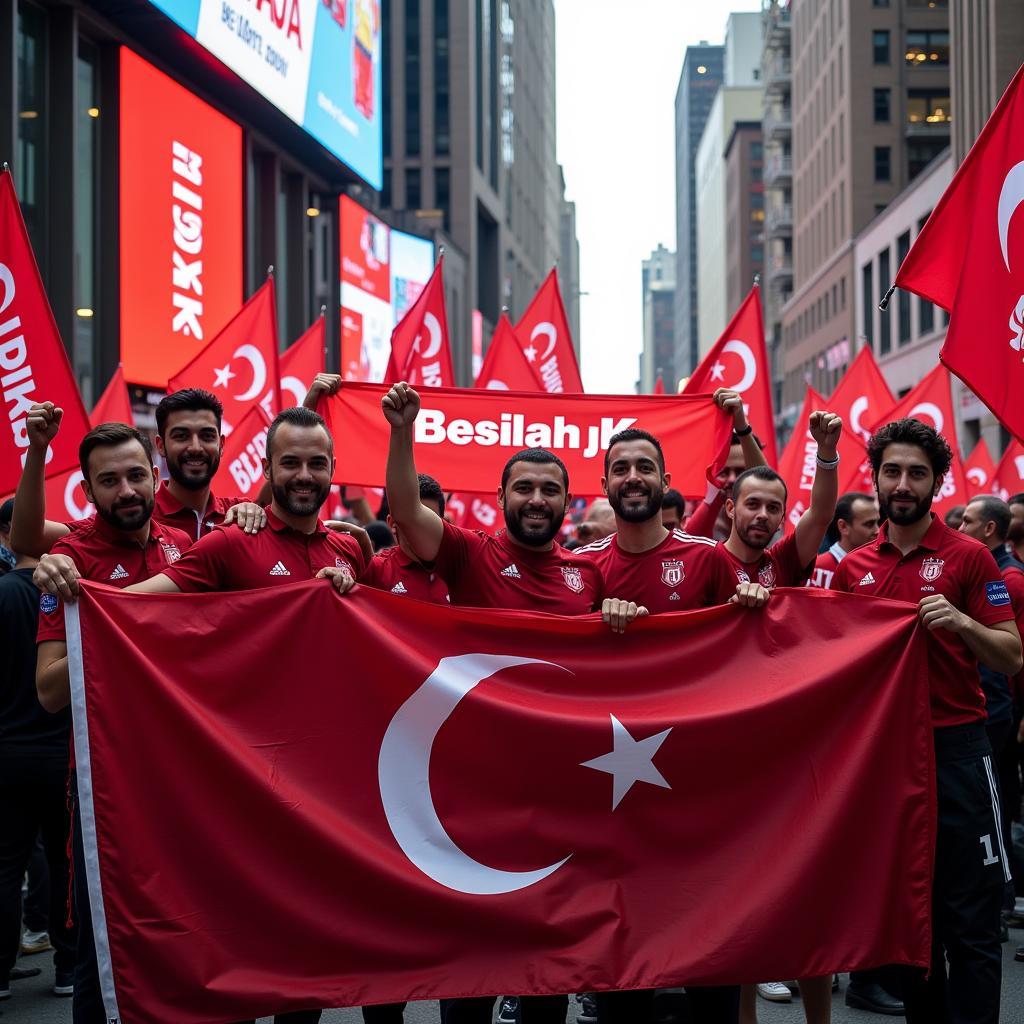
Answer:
xmin=765 ymin=250 xmax=793 ymax=286
xmin=766 ymin=203 xmax=793 ymax=233
xmin=763 ymin=56 xmax=791 ymax=94
xmin=764 ymin=154 xmax=792 ymax=185
xmin=905 ymin=117 xmax=951 ymax=139
xmin=763 ymin=104 xmax=792 ymax=140
xmin=763 ymin=0 xmax=791 ymax=49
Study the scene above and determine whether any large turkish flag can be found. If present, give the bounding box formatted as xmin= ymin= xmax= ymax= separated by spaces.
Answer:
xmin=964 ymin=439 xmax=997 ymax=498
xmin=828 ymin=347 xmax=895 ymax=443
xmin=66 ymin=584 xmax=932 ymax=1023
xmin=475 ymin=314 xmax=537 ymax=391
xmin=280 ymin=317 xmax=325 ymax=409
xmin=514 ymin=269 xmax=584 ymax=393
xmin=994 ymin=438 xmax=1024 ymax=501
xmin=385 ymin=259 xmax=454 ymax=388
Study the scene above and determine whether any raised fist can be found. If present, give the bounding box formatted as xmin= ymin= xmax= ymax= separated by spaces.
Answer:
xmin=808 ymin=411 xmax=842 ymax=456
xmin=381 ymin=382 xmax=421 ymax=429
xmin=26 ymin=402 xmax=63 ymax=451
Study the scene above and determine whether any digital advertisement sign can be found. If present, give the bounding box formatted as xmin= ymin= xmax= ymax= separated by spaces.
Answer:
xmin=339 ymin=195 xmax=433 ymax=382
xmin=119 ymin=48 xmax=244 ymax=388
xmin=146 ymin=0 xmax=382 ymax=188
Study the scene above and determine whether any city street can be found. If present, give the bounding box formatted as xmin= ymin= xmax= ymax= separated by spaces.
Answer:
xmin=4 ymin=941 xmax=1024 ymax=1023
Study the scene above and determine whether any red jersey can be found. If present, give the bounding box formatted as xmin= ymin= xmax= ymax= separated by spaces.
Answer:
xmin=37 ymin=515 xmax=192 ymax=645
xmin=433 ymin=520 xmax=603 ymax=613
xmin=806 ymin=542 xmax=845 ymax=590
xmin=152 ymin=485 xmax=246 ymax=541
xmin=833 ymin=516 xmax=1016 ymax=727
xmin=576 ymin=528 xmax=736 ymax=612
xmin=360 ymin=546 xmax=450 ymax=604
xmin=161 ymin=507 xmax=366 ymax=592
xmin=721 ymin=530 xmax=811 ymax=589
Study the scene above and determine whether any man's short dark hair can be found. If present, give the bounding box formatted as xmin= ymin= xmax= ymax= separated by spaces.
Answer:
xmin=418 ymin=473 xmax=445 ymax=516
xmin=155 ymin=388 xmax=223 ymax=437
xmin=867 ymin=418 xmax=952 ymax=480
xmin=826 ymin=492 xmax=874 ymax=545
xmin=0 ymin=497 xmax=13 ymax=533
xmin=266 ymin=407 xmax=333 ymax=459
xmin=1009 ymin=492 xmax=1024 ymax=509
xmin=662 ymin=488 xmax=685 ymax=515
xmin=604 ymin=428 xmax=665 ymax=475
xmin=500 ymin=449 xmax=569 ymax=491
xmin=967 ymin=495 xmax=1012 ymax=542
xmin=79 ymin=423 xmax=155 ymax=482
xmin=732 ymin=465 xmax=788 ymax=504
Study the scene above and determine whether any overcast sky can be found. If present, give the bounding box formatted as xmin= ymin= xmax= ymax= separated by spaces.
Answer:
xmin=554 ymin=0 xmax=763 ymax=394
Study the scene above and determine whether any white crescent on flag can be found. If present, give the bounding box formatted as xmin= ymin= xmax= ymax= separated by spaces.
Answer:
xmin=414 ymin=313 xmax=443 ymax=360
xmin=721 ymin=340 xmax=757 ymax=393
xmin=531 ymin=322 xmax=559 ymax=361
xmin=966 ymin=467 xmax=988 ymax=487
xmin=997 ymin=160 xmax=1024 ymax=272
xmin=231 ymin=344 xmax=268 ymax=403
xmin=908 ymin=402 xmax=944 ymax=434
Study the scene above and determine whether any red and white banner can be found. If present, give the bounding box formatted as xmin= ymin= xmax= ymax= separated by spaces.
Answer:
xmin=894 ymin=62 xmax=1024 ymax=442
xmin=322 ymin=383 xmax=733 ymax=498
xmin=684 ymin=285 xmax=778 ymax=466
xmin=964 ymin=439 xmax=998 ymax=497
xmin=445 ymin=491 xmax=503 ymax=536
xmin=214 ymin=403 xmax=273 ymax=499
xmin=475 ymin=314 xmax=537 ymax=391
xmin=514 ymin=269 xmax=585 ymax=394
xmin=994 ymin=438 xmax=1024 ymax=501
xmin=280 ymin=317 xmax=326 ymax=409
xmin=828 ymin=347 xmax=895 ymax=444
xmin=0 ymin=169 xmax=92 ymax=496
xmin=67 ymin=583 xmax=932 ymax=1023
xmin=385 ymin=260 xmax=454 ymax=388
xmin=776 ymin=387 xmax=827 ymax=534
xmin=168 ymin=277 xmax=280 ymax=432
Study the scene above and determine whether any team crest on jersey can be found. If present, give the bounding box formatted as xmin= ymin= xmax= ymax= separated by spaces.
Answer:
xmin=661 ymin=559 xmax=684 ymax=586
xmin=758 ymin=563 xmax=777 ymax=589
xmin=561 ymin=565 xmax=585 ymax=593
xmin=919 ymin=557 xmax=945 ymax=583
xmin=735 ymin=569 xmax=751 ymax=584
xmin=161 ymin=543 xmax=182 ymax=564
xmin=335 ymin=557 xmax=355 ymax=579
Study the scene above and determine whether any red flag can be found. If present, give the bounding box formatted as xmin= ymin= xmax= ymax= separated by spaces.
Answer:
xmin=964 ymin=439 xmax=998 ymax=497
xmin=776 ymin=387 xmax=827 ymax=534
xmin=893 ymin=63 xmax=1024 ymax=441
xmin=322 ymin=383 xmax=733 ymax=498
xmin=385 ymin=260 xmax=454 ymax=388
xmin=214 ymin=403 xmax=273 ymax=499
xmin=475 ymin=314 xmax=539 ymax=391
xmin=280 ymin=317 xmax=326 ymax=409
xmin=994 ymin=438 xmax=1024 ymax=501
xmin=836 ymin=431 xmax=876 ymax=499
xmin=514 ymin=269 xmax=585 ymax=393
xmin=0 ymin=169 xmax=92 ymax=495
xmin=684 ymin=285 xmax=778 ymax=466
xmin=167 ymin=277 xmax=280 ymax=432
xmin=869 ymin=364 xmax=968 ymax=517
xmin=654 ymin=376 xmax=666 ymax=395
xmin=445 ymin=491 xmax=503 ymax=536
xmin=67 ymin=583 xmax=932 ymax=1022
xmin=828 ymin=347 xmax=895 ymax=444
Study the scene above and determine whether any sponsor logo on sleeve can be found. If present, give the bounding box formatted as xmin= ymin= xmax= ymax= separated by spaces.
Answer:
xmin=985 ymin=580 xmax=1011 ymax=607
xmin=40 ymin=593 xmax=59 ymax=614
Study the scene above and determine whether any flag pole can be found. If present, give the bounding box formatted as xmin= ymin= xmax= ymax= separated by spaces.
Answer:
xmin=320 ymin=305 xmax=328 ymax=362
xmin=878 ymin=283 xmax=896 ymax=311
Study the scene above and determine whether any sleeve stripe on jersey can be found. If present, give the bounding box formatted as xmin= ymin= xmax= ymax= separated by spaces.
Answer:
xmin=575 ymin=536 xmax=616 ymax=554
xmin=672 ymin=529 xmax=719 ymax=547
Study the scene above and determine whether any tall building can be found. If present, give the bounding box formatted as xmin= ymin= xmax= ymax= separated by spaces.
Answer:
xmin=724 ymin=121 xmax=766 ymax=316
xmin=674 ymin=43 xmax=724 ymax=381
xmin=379 ymin=0 xmax=569 ymax=383
xmin=558 ymin=166 xmax=582 ymax=359
xmin=639 ymin=244 xmax=676 ymax=394
xmin=779 ymin=0 xmax=950 ymax=416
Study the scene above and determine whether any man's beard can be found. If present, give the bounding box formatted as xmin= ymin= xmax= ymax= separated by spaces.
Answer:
xmin=167 ymin=451 xmax=220 ymax=491
xmin=736 ymin=519 xmax=773 ymax=551
xmin=879 ymin=490 xmax=933 ymax=526
xmin=608 ymin=481 xmax=664 ymax=524
xmin=271 ymin=476 xmax=329 ymax=516
xmin=504 ymin=504 xmax=565 ymax=547
xmin=97 ymin=494 xmax=154 ymax=532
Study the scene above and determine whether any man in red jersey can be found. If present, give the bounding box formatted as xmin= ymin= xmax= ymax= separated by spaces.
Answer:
xmin=833 ymin=419 xmax=1022 ymax=1024
xmin=11 ymin=392 xmax=266 ymax=556
xmin=805 ymin=492 xmax=879 ymax=589
xmin=31 ymin=423 xmax=193 ymax=1024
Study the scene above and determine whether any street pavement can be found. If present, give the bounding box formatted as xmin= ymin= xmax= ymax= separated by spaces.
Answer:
xmin=4 ymin=936 xmax=1024 ymax=1023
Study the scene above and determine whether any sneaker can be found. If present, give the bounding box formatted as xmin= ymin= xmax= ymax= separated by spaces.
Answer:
xmin=20 ymin=929 xmax=52 ymax=955
xmin=576 ymin=992 xmax=598 ymax=1023
xmin=756 ymin=982 xmax=792 ymax=1003
xmin=497 ymin=996 xmax=519 ymax=1023
xmin=53 ymin=971 xmax=74 ymax=997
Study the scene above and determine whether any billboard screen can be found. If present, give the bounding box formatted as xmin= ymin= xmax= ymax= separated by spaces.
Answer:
xmin=339 ymin=196 xmax=433 ymax=382
xmin=145 ymin=0 xmax=382 ymax=188
xmin=119 ymin=47 xmax=244 ymax=388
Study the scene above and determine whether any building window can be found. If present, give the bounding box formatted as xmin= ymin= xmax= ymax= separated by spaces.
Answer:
xmin=751 ymin=141 xmax=763 ymax=161
xmin=874 ymin=146 xmax=891 ymax=182
xmin=435 ymin=166 xmax=450 ymax=229
xmin=905 ymin=30 xmax=949 ymax=66
xmin=16 ymin=1 xmax=48 ymax=269
xmin=908 ymin=138 xmax=947 ymax=179
xmin=873 ymin=0 xmax=889 ymax=6
xmin=840 ymin=276 xmax=846 ymax=309
xmin=897 ymin=231 xmax=911 ymax=344
xmin=750 ymin=245 xmax=764 ymax=265
xmin=406 ymin=168 xmax=421 ymax=210
xmin=874 ymin=88 xmax=891 ymax=122
xmin=907 ymin=89 xmax=951 ymax=125
xmin=917 ymin=214 xmax=934 ymax=334
xmin=405 ymin=0 xmax=421 ymax=156
xmin=381 ymin=168 xmax=392 ymax=208
xmin=862 ymin=263 xmax=874 ymax=349
xmin=878 ymin=249 xmax=892 ymax=355
xmin=434 ymin=0 xmax=450 ymax=155
xmin=873 ymin=30 xmax=890 ymax=65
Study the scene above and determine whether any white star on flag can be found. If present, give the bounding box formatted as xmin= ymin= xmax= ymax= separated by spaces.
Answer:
xmin=523 ymin=344 xmax=538 ymax=363
xmin=213 ymin=364 xmax=236 ymax=389
xmin=710 ymin=361 xmax=726 ymax=382
xmin=581 ymin=715 xmax=672 ymax=810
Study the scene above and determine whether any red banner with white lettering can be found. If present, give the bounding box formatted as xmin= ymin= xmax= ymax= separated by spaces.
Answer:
xmin=280 ymin=317 xmax=325 ymax=409
xmin=0 ymin=169 xmax=92 ymax=496
xmin=66 ymin=583 xmax=932 ymax=1023
xmin=684 ymin=285 xmax=778 ymax=466
xmin=385 ymin=259 xmax=454 ymax=388
xmin=777 ymin=387 xmax=827 ymax=534
xmin=828 ymin=347 xmax=895 ymax=444
xmin=213 ymin=403 xmax=272 ymax=500
xmin=321 ymin=383 xmax=733 ymax=498
xmin=964 ymin=439 xmax=998 ymax=498
xmin=168 ymin=277 xmax=280 ymax=432
xmin=994 ymin=438 xmax=1024 ymax=501
xmin=514 ymin=269 xmax=585 ymax=393
xmin=893 ymin=62 xmax=1024 ymax=442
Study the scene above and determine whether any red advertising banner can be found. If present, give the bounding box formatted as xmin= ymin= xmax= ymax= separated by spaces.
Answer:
xmin=67 ymin=583 xmax=932 ymax=1023
xmin=340 ymin=195 xmax=390 ymax=301
xmin=321 ymin=384 xmax=733 ymax=497
xmin=119 ymin=47 xmax=243 ymax=388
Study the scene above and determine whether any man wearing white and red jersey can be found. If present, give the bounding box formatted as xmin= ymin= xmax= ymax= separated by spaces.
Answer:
xmin=805 ymin=492 xmax=879 ymax=590
xmin=833 ymin=419 xmax=1021 ymax=1024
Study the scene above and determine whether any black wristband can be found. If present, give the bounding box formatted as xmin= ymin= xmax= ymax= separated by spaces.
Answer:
xmin=734 ymin=424 xmax=753 ymax=437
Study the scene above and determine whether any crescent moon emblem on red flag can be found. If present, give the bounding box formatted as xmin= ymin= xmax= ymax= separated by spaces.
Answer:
xmin=280 ymin=375 xmax=307 ymax=409
xmin=65 ymin=470 xmax=93 ymax=520
xmin=231 ymin=344 xmax=268 ymax=403
xmin=722 ymin=340 xmax=757 ymax=393
xmin=531 ymin=322 xmax=558 ymax=361
xmin=997 ymin=160 xmax=1024 ymax=272
xmin=966 ymin=467 xmax=987 ymax=487
xmin=378 ymin=653 xmax=573 ymax=895
xmin=414 ymin=313 xmax=443 ymax=360
xmin=908 ymin=402 xmax=944 ymax=434
xmin=849 ymin=396 xmax=870 ymax=439
xmin=485 ymin=380 xmax=510 ymax=390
